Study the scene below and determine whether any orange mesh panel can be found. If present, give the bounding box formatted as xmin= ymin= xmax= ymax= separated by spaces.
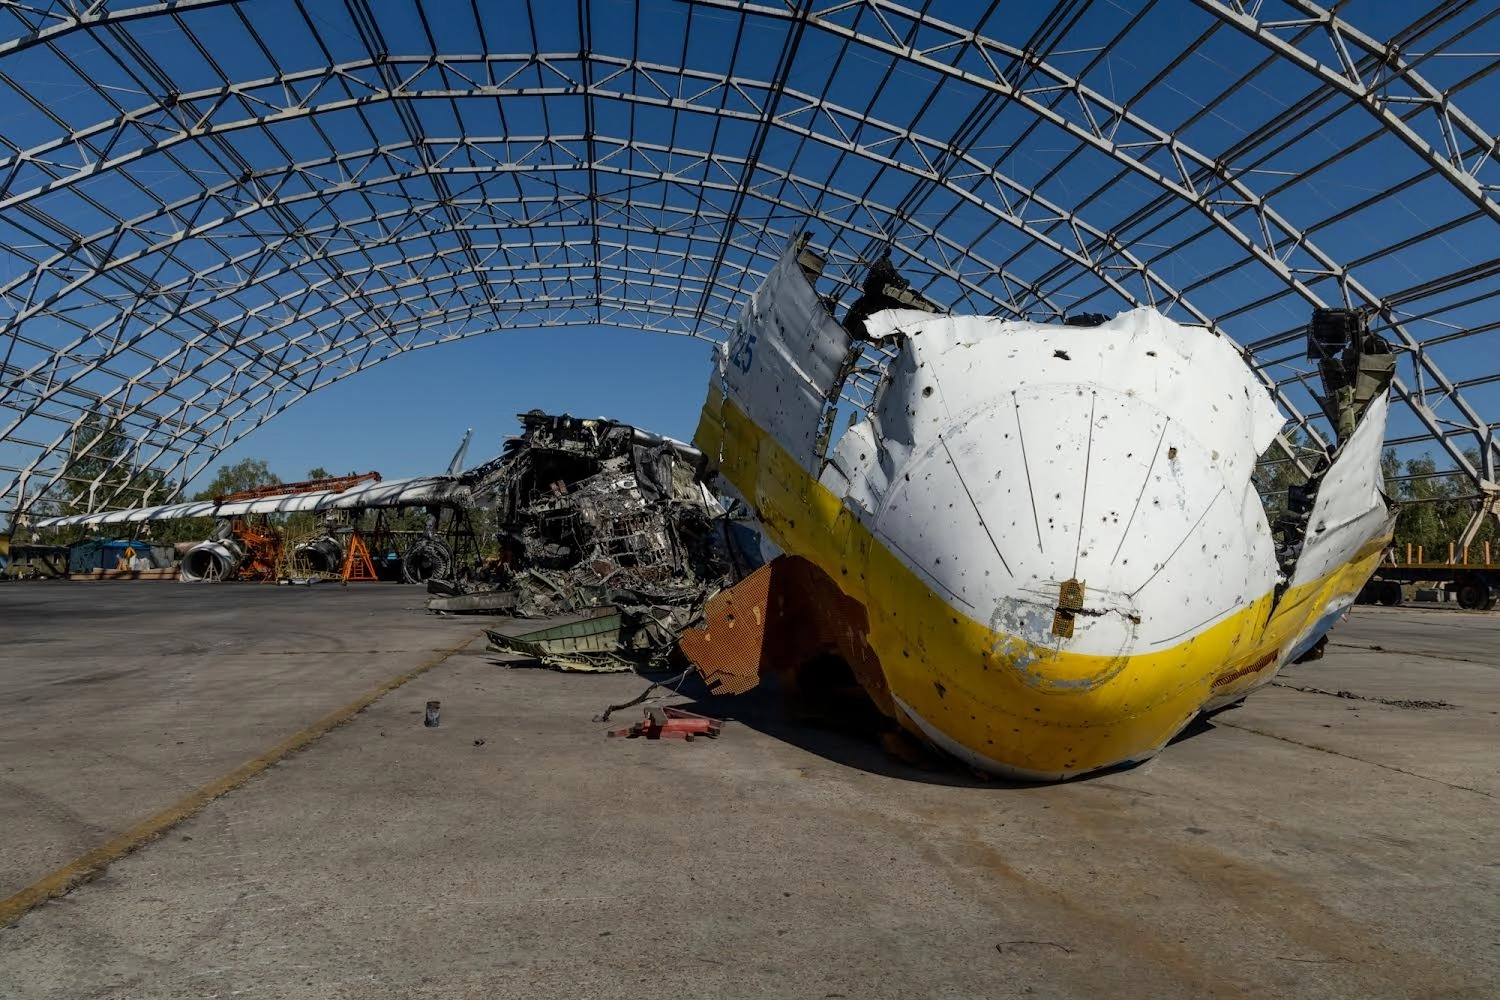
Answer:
xmin=677 ymin=555 xmax=893 ymax=717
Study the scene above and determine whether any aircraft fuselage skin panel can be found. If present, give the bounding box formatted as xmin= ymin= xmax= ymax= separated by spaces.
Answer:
xmin=692 ymin=246 xmax=1394 ymax=780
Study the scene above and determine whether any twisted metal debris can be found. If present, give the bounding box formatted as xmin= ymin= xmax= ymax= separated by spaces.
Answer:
xmin=431 ymin=411 xmax=744 ymax=671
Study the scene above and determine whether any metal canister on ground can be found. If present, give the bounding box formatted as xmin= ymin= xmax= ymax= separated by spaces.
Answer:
xmin=424 ymin=700 xmax=441 ymax=727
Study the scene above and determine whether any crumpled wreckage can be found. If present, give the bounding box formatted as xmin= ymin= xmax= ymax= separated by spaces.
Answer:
xmin=430 ymin=411 xmax=744 ymax=671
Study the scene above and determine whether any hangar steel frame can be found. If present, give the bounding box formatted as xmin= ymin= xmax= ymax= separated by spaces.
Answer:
xmin=0 ymin=0 xmax=1497 ymax=519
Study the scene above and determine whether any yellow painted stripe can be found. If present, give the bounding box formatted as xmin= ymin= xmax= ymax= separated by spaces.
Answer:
xmin=0 ymin=630 xmax=482 ymax=928
xmin=696 ymin=396 xmax=1389 ymax=776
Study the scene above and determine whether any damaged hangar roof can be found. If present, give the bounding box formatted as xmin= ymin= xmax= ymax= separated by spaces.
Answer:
xmin=3 ymin=1 xmax=1500 ymax=520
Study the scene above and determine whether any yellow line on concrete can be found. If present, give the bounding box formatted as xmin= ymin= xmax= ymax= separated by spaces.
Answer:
xmin=0 ymin=630 xmax=483 ymax=928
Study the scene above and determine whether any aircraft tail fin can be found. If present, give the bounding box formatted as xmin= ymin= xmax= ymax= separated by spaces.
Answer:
xmin=447 ymin=428 xmax=473 ymax=476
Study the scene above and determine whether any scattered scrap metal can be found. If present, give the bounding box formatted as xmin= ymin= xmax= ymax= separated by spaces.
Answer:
xmin=428 ymin=411 xmax=745 ymax=672
xmin=485 ymin=607 xmax=643 ymax=673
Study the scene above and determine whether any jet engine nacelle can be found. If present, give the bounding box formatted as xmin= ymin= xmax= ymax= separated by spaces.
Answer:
xmin=179 ymin=539 xmax=244 ymax=582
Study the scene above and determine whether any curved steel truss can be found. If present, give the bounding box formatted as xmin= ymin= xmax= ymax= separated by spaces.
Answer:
xmin=2 ymin=0 xmax=1499 ymax=518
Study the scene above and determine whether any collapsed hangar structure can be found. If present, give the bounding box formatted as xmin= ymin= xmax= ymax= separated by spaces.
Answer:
xmin=0 ymin=0 xmax=1499 ymax=526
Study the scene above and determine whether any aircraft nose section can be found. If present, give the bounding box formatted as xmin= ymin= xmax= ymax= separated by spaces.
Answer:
xmin=872 ymin=384 xmax=1275 ymax=682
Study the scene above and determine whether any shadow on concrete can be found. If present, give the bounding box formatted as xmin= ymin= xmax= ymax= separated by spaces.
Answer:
xmin=676 ymin=681 xmax=1018 ymax=788
xmin=559 ymin=656 xmax=1226 ymax=788
xmin=1168 ymin=711 xmax=1222 ymax=747
xmin=690 ymin=674 xmax=1234 ymax=788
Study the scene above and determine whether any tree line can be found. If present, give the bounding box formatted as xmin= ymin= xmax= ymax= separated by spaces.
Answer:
xmin=29 ymin=413 xmax=450 ymax=553
xmin=31 ymin=411 xmax=333 ymax=545
xmin=1256 ymin=429 xmax=1495 ymax=558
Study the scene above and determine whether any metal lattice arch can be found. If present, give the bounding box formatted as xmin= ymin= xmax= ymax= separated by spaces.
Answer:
xmin=3 ymin=0 xmax=1500 ymax=521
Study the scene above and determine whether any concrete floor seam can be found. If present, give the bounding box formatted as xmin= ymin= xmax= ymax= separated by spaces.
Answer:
xmin=0 ymin=590 xmax=1494 ymax=998
xmin=1212 ymin=718 xmax=1495 ymax=800
xmin=0 ymin=627 xmax=484 ymax=930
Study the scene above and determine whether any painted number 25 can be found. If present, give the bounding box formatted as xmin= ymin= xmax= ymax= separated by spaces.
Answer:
xmin=728 ymin=326 xmax=757 ymax=374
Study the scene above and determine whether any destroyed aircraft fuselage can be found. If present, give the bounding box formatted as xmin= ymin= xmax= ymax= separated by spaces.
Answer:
xmin=686 ymin=238 xmax=1397 ymax=780
xmin=464 ymin=411 xmax=738 ymax=670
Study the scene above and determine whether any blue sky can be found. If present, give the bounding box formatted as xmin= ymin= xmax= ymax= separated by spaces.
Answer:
xmin=201 ymin=324 xmax=715 ymax=485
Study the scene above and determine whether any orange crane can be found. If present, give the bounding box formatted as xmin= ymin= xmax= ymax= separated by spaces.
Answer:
xmin=213 ymin=471 xmax=381 ymax=505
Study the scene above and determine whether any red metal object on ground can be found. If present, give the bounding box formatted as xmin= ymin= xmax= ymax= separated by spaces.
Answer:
xmin=607 ymin=706 xmax=722 ymax=741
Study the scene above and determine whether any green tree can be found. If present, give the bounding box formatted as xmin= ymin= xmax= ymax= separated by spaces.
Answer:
xmin=193 ymin=458 xmax=280 ymax=501
xmin=1254 ymin=427 xmax=1314 ymax=521
xmin=1388 ymin=451 xmax=1493 ymax=559
xmin=133 ymin=458 xmax=284 ymax=546
xmin=1264 ymin=434 xmax=1495 ymax=561
xmin=306 ymin=467 xmax=331 ymax=481
xmin=1380 ymin=448 xmax=1401 ymax=494
xmin=47 ymin=411 xmax=177 ymax=516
